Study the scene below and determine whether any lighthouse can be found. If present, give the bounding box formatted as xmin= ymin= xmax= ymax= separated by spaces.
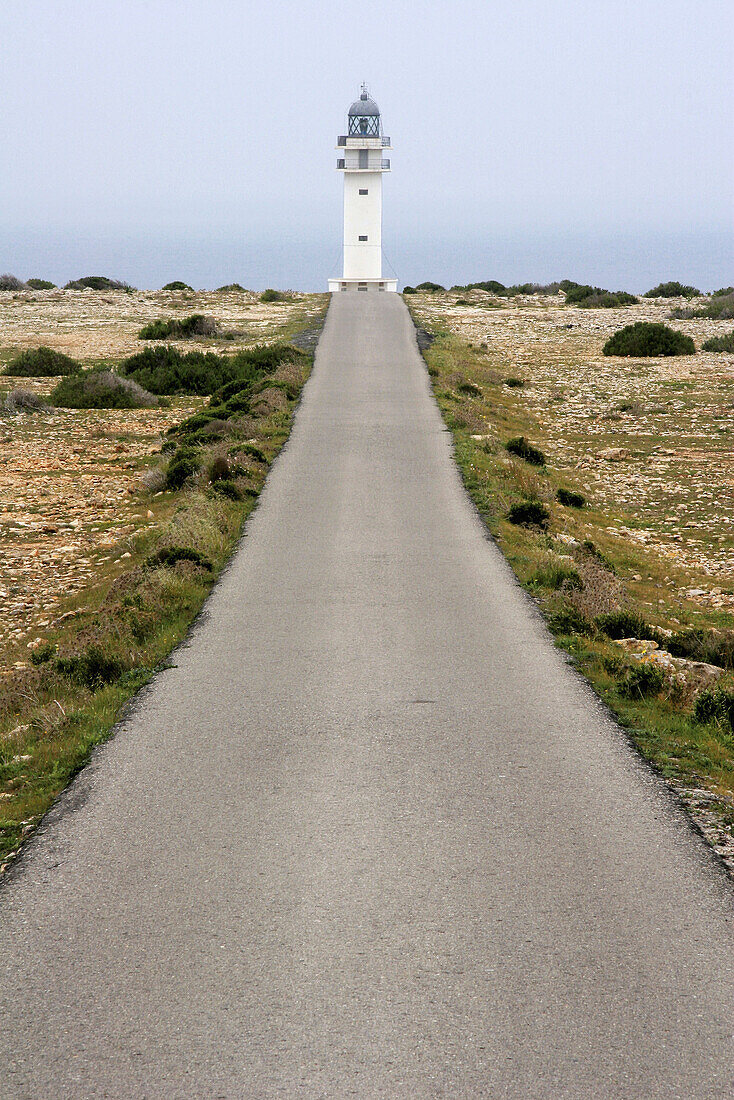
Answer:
xmin=328 ymin=86 xmax=397 ymax=293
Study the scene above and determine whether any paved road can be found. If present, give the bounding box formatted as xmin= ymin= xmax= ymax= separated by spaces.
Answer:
xmin=1 ymin=294 xmax=732 ymax=1098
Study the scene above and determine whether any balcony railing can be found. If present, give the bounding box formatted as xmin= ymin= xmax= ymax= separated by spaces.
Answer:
xmin=337 ymin=135 xmax=391 ymax=146
xmin=336 ymin=157 xmax=391 ymax=170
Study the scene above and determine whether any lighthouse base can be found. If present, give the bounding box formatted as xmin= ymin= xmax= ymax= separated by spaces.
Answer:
xmin=328 ymin=278 xmax=398 ymax=293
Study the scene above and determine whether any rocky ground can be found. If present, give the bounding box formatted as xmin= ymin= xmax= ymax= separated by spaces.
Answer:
xmin=0 ymin=289 xmax=326 ymax=672
xmin=413 ymin=291 xmax=734 ymax=621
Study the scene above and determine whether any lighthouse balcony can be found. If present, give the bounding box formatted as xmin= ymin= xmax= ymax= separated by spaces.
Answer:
xmin=336 ymin=135 xmax=391 ymax=148
xmin=336 ymin=158 xmax=391 ymax=171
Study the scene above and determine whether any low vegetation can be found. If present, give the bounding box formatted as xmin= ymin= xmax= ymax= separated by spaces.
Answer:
xmin=1 ymin=389 xmax=46 ymax=416
xmin=452 ymin=280 xmax=561 ymax=296
xmin=644 ymin=281 xmax=701 ymax=298
xmin=3 ymin=346 xmax=81 ymax=377
xmin=507 ymin=500 xmax=548 ymax=527
xmin=701 ymin=332 xmax=734 ymax=353
xmin=26 ymin=278 xmax=57 ymax=290
xmin=603 ymin=321 xmax=695 ymax=357
xmin=672 ymin=292 xmax=734 ymax=321
xmin=506 ymin=436 xmax=546 ymax=466
xmin=562 ymin=281 xmax=638 ymax=308
xmin=0 ymin=274 xmax=27 ymax=291
xmin=119 ymin=342 xmax=293 ymax=397
xmin=557 ymin=487 xmax=586 ymax=508
xmin=161 ymin=281 xmax=193 ymax=291
xmin=260 ymin=289 xmax=283 ymax=302
xmin=51 ymin=369 xmax=159 ymax=409
xmin=138 ymin=314 xmax=235 ymax=341
xmin=119 ymin=346 xmax=232 ymax=395
xmin=418 ymin=278 xmax=639 ymax=305
xmin=64 ymin=275 xmax=133 ymax=291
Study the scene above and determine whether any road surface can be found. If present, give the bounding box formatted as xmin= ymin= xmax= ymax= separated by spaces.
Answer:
xmin=1 ymin=293 xmax=732 ymax=1098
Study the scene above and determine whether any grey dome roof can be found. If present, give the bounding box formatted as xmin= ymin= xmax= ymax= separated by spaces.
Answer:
xmin=348 ymin=94 xmax=380 ymax=117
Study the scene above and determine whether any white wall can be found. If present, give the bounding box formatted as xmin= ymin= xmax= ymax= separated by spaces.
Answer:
xmin=342 ymin=170 xmax=382 ymax=280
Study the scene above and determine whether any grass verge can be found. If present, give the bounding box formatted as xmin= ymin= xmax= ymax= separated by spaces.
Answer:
xmin=0 ymin=337 xmax=319 ymax=872
xmin=408 ymin=309 xmax=734 ymax=873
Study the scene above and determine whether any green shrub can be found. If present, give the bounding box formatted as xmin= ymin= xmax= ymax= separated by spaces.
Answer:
xmin=701 ymin=332 xmax=734 ymax=353
xmin=529 ymin=563 xmax=582 ymax=590
xmin=122 ymin=341 xmax=299 ymax=397
xmin=138 ymin=314 xmax=221 ymax=340
xmin=0 ymin=273 xmax=27 ymax=291
xmin=240 ymin=442 xmax=268 ymax=463
xmin=162 ymin=281 xmax=193 ymax=291
xmin=643 ymin=281 xmax=701 ymax=298
xmin=120 ymin=346 xmax=230 ymax=395
xmin=30 ymin=642 xmax=57 ymax=665
xmin=667 ymin=629 xmax=734 ymax=670
xmin=603 ymin=322 xmax=694 ymax=357
xmin=165 ymin=447 xmax=200 ymax=489
xmin=457 ymin=380 xmax=481 ymax=396
xmin=4 ymin=346 xmax=81 ymax=377
xmin=147 ymin=545 xmax=212 ymax=570
xmin=169 ymin=409 xmax=229 ymax=440
xmin=55 ymin=644 xmax=126 ymax=688
xmin=208 ymin=454 xmax=230 ymax=481
xmin=563 ymin=283 xmax=638 ymax=310
xmin=713 ymin=286 xmax=734 ymax=297
xmin=463 ymin=280 xmax=507 ymax=294
xmin=507 ymin=282 xmax=560 ymax=296
xmin=504 ymin=377 xmax=524 ymax=388
xmin=454 ymin=280 xmax=561 ymax=297
xmin=705 ymin=293 xmax=734 ymax=319
xmin=506 ymin=436 xmax=546 ymax=466
xmin=259 ymin=288 xmax=282 ymax=302
xmin=507 ymin=500 xmax=549 ymax=527
xmin=51 ymin=370 xmax=157 ymax=409
xmin=64 ymin=275 xmax=133 ymax=291
xmin=693 ymin=688 xmax=734 ymax=729
xmin=586 ymin=291 xmax=638 ymax=308
xmin=211 ymin=479 xmax=243 ymax=501
xmin=402 ymin=286 xmax=417 ymax=294
xmin=548 ymin=607 xmax=593 ymax=635
xmin=416 ymin=281 xmax=445 ymax=292
xmin=557 ymin=487 xmax=586 ymax=508
xmin=138 ymin=319 xmax=173 ymax=341
xmin=26 ymin=278 xmax=56 ymax=290
xmin=596 ymin=610 xmax=663 ymax=642
xmin=216 ymin=283 xmax=245 ymax=292
xmin=619 ymin=663 xmax=666 ymax=698
xmin=564 ymin=282 xmax=637 ymax=307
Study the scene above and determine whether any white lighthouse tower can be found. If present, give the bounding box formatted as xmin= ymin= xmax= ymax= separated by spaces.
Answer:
xmin=328 ymin=85 xmax=397 ymax=293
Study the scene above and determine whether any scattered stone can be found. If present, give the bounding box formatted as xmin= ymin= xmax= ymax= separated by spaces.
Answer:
xmin=599 ymin=447 xmax=631 ymax=462
xmin=614 ymin=637 xmax=723 ymax=687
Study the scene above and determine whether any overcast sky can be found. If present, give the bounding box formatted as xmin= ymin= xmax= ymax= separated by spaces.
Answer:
xmin=2 ymin=0 xmax=732 ymax=290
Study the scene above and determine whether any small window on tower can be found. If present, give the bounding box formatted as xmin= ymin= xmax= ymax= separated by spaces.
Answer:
xmin=358 ymin=235 xmax=368 ymax=241
xmin=359 ymin=188 xmax=368 ymax=195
